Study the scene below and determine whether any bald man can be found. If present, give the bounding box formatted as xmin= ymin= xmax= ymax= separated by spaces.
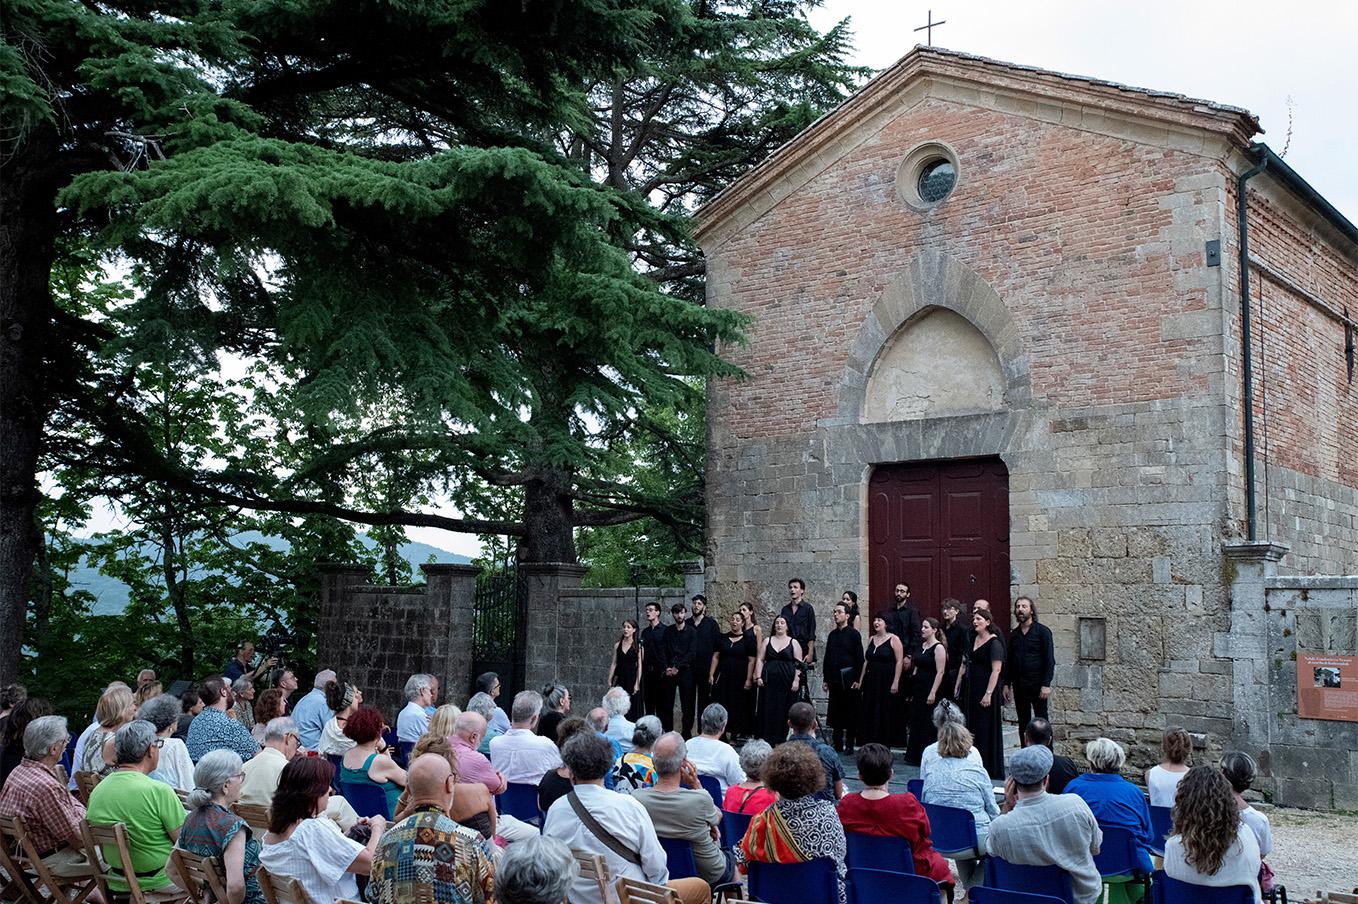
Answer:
xmin=451 ymin=711 xmax=539 ymax=844
xmin=370 ymin=754 xmax=495 ymax=904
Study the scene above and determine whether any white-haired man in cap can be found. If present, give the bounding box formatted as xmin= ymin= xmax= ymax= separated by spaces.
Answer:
xmin=986 ymin=744 xmax=1103 ymax=904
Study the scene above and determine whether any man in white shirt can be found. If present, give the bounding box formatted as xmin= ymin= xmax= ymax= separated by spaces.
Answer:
xmin=396 ymin=673 xmax=437 ymax=743
xmin=543 ymin=733 xmax=709 ymax=904
xmin=683 ymin=703 xmax=744 ymax=794
xmin=289 ymin=669 xmax=335 ymax=750
xmin=601 ymin=687 xmax=635 ymax=753
xmin=240 ymin=717 xmax=358 ymax=830
xmin=489 ymin=690 xmax=562 ymax=785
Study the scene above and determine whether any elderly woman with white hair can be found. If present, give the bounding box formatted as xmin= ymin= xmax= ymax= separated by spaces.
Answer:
xmin=723 ymin=738 xmax=775 ymax=813
xmin=139 ymin=694 xmax=194 ymax=793
xmin=611 ymin=715 xmax=662 ymax=794
xmin=178 ymin=749 xmax=262 ymax=904
xmin=1066 ymin=737 xmax=1156 ymax=875
xmin=497 ymin=836 xmax=577 ymax=904
xmin=601 ymin=687 xmax=634 ymax=753
xmin=231 ymin=677 xmax=256 ymax=733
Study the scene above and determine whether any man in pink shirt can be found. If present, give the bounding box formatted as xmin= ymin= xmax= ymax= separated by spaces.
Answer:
xmin=451 ymin=711 xmax=507 ymax=795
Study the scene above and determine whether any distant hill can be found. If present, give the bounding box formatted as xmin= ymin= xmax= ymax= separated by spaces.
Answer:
xmin=67 ymin=531 xmax=472 ymax=614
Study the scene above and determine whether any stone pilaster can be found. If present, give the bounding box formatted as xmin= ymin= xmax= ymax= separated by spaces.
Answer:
xmin=421 ymin=564 xmax=480 ymax=701
xmin=1218 ymin=541 xmax=1289 ymax=750
xmin=679 ymin=559 xmax=706 ymax=602
xmin=520 ymin=563 xmax=588 ymax=691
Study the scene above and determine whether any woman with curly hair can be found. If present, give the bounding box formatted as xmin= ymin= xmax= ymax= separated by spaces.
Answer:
xmin=1165 ymin=765 xmax=1261 ymax=901
xmin=252 ymin=688 xmax=286 ymax=741
xmin=736 ymin=742 xmax=848 ymax=903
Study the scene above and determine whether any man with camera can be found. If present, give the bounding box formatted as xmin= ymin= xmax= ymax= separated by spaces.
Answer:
xmin=223 ymin=641 xmax=278 ymax=683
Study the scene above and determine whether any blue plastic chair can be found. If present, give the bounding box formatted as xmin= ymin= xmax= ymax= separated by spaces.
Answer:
xmin=844 ymin=832 xmax=914 ymax=874
xmin=907 ymin=778 xmax=924 ymax=799
xmin=396 ymin=740 xmax=415 ymax=769
xmin=970 ymin=888 xmax=1069 ymax=904
xmin=698 ymin=774 xmax=724 ymax=810
xmin=747 ymin=857 xmax=839 ymax=904
xmin=496 ymin=781 xmax=542 ymax=826
xmin=1151 ymin=869 xmax=1253 ymax=904
xmin=338 ymin=781 xmax=392 ymax=819
xmin=920 ymin=802 xmax=982 ymax=860
xmin=1093 ymin=825 xmax=1152 ymax=901
xmin=847 ymin=868 xmax=940 ymax=904
xmin=659 ymin=837 xmax=700 ymax=879
xmin=60 ymin=732 xmax=76 ymax=776
xmin=1148 ymin=806 xmax=1173 ymax=854
xmin=984 ymin=857 xmax=1075 ymax=904
xmin=721 ymin=809 xmax=753 ymax=850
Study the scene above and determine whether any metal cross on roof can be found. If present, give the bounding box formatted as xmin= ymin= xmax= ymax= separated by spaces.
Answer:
xmin=914 ymin=9 xmax=947 ymax=46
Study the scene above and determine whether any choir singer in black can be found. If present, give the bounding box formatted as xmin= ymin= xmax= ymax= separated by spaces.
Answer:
xmin=822 ymin=601 xmax=864 ymax=754
xmin=1004 ymin=595 xmax=1054 ymax=739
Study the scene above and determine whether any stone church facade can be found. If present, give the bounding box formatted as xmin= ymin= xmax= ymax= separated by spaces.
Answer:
xmin=695 ymin=48 xmax=1358 ymax=803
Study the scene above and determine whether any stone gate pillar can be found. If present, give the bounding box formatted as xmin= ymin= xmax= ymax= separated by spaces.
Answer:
xmin=1217 ymin=541 xmax=1289 ymax=751
xmin=421 ymin=564 xmax=481 ymax=701
xmin=520 ymin=563 xmax=588 ymax=692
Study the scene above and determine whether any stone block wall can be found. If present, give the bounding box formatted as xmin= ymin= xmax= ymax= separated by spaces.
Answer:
xmin=317 ymin=563 xmax=478 ymax=719
xmin=1218 ymin=544 xmax=1358 ymax=809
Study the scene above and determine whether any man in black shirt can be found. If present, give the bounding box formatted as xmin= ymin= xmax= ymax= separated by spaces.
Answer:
xmin=779 ymin=578 xmax=816 ymax=665
xmin=885 ymin=582 xmax=920 ymax=747
xmin=661 ymin=602 xmax=697 ymax=736
xmin=940 ymin=598 xmax=967 ymax=702
xmin=822 ymin=602 xmax=864 ymax=753
xmin=1004 ymin=596 xmax=1054 ymax=739
xmin=689 ymin=594 xmax=722 ymax=716
xmin=1024 ymin=717 xmax=1081 ymax=793
xmin=639 ymin=601 xmax=669 ymax=728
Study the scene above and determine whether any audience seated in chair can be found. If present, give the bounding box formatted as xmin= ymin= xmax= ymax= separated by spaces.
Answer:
xmin=683 ymin=705 xmax=744 ymax=794
xmin=240 ymin=718 xmax=358 ymax=831
xmin=449 ymin=710 xmax=536 ymax=842
xmin=1147 ymin=728 xmax=1192 ymax=808
xmin=613 ymin=716 xmax=662 ymax=796
xmin=1219 ymin=753 xmax=1276 ymax=897
xmin=391 ymin=734 xmax=498 ymax=840
xmin=1065 ymin=738 xmax=1155 ymax=876
xmin=635 ymin=732 xmax=735 ymax=887
xmin=602 ymin=687 xmax=635 ymax=754
xmin=185 ymin=678 xmax=258 ymax=765
xmin=289 ymin=671 xmax=336 ymax=752
xmin=338 ymin=707 xmax=406 ymax=818
xmin=86 ymin=720 xmax=186 ymax=895
xmin=176 ymin=750 xmax=263 ymax=904
xmin=918 ymin=701 xmax=981 ymax=789
xmin=368 ymin=754 xmax=495 ymax=904
xmin=538 ymin=717 xmax=596 ymax=815
xmin=735 ymin=742 xmax=847 ymax=904
xmin=315 ymin=681 xmax=361 ymax=758
xmin=1024 ymin=718 xmax=1081 ymax=795
xmin=542 ymin=733 xmax=710 ymax=904
xmin=986 ymin=744 xmax=1103 ymax=904
xmin=496 ymin=836 xmax=575 ymax=904
xmin=920 ymin=718 xmax=997 ymax=890
xmin=836 ymin=743 xmax=950 ymax=885
xmin=260 ymin=756 xmax=383 ymax=904
xmin=396 ymin=674 xmax=438 ymax=744
xmin=489 ymin=691 xmax=561 ymax=787
xmin=721 ymin=740 xmax=775 ymax=815
xmin=0 ymin=715 xmax=97 ymax=881
xmin=140 ymin=696 xmax=194 ymax=794
xmin=1163 ymin=766 xmax=1261 ymax=902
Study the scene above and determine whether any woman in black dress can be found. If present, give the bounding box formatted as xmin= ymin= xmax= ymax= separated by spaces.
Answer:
xmin=710 ymin=611 xmax=756 ymax=738
xmin=754 ymin=615 xmax=802 ymax=746
xmin=738 ymin=603 xmax=764 ymax=734
xmin=855 ymin=614 xmax=903 ymax=746
xmin=904 ymin=617 xmax=948 ymax=765
xmin=839 ymin=590 xmax=862 ymax=631
xmin=606 ymin=619 xmax=643 ymax=721
xmin=958 ymin=608 xmax=1005 ymax=778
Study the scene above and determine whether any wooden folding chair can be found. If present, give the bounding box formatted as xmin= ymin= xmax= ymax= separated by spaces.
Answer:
xmin=0 ymin=819 xmax=46 ymax=904
xmin=571 ymin=849 xmax=611 ymax=904
xmin=168 ymin=850 xmax=230 ymax=904
xmin=615 ymin=877 xmax=680 ymax=904
xmin=229 ymin=804 xmax=270 ymax=835
xmin=81 ymin=820 xmax=188 ymax=904
xmin=0 ymin=813 xmax=97 ymax=904
xmin=73 ymin=772 xmax=101 ymax=806
xmin=255 ymin=867 xmax=316 ymax=904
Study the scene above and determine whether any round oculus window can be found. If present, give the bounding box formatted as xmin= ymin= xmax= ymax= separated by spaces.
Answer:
xmin=917 ymin=159 xmax=956 ymax=204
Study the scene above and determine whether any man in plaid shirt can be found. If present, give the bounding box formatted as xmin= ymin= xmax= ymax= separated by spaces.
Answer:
xmin=0 ymin=715 xmax=95 ymax=877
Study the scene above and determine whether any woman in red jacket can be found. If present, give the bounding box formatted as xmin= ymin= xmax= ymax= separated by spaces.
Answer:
xmin=836 ymin=743 xmax=952 ymax=887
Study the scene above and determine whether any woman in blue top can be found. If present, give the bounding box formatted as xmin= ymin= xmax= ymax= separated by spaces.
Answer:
xmin=1066 ymin=737 xmax=1156 ymax=877
xmin=339 ymin=706 xmax=406 ymax=817
xmin=177 ymin=749 xmax=262 ymax=904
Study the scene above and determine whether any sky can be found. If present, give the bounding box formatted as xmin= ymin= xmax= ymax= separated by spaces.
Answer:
xmin=79 ymin=1 xmax=1355 ymax=561
xmin=808 ymin=0 xmax=1357 ymax=219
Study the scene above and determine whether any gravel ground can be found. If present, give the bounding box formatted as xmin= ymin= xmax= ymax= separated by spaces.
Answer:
xmin=1265 ymin=805 xmax=1358 ymax=899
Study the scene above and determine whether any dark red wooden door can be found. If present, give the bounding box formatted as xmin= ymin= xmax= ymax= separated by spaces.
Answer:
xmin=867 ymin=457 xmax=1010 ymax=623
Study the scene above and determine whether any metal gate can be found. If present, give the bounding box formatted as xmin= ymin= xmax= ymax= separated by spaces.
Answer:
xmin=471 ymin=567 xmax=526 ymax=698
